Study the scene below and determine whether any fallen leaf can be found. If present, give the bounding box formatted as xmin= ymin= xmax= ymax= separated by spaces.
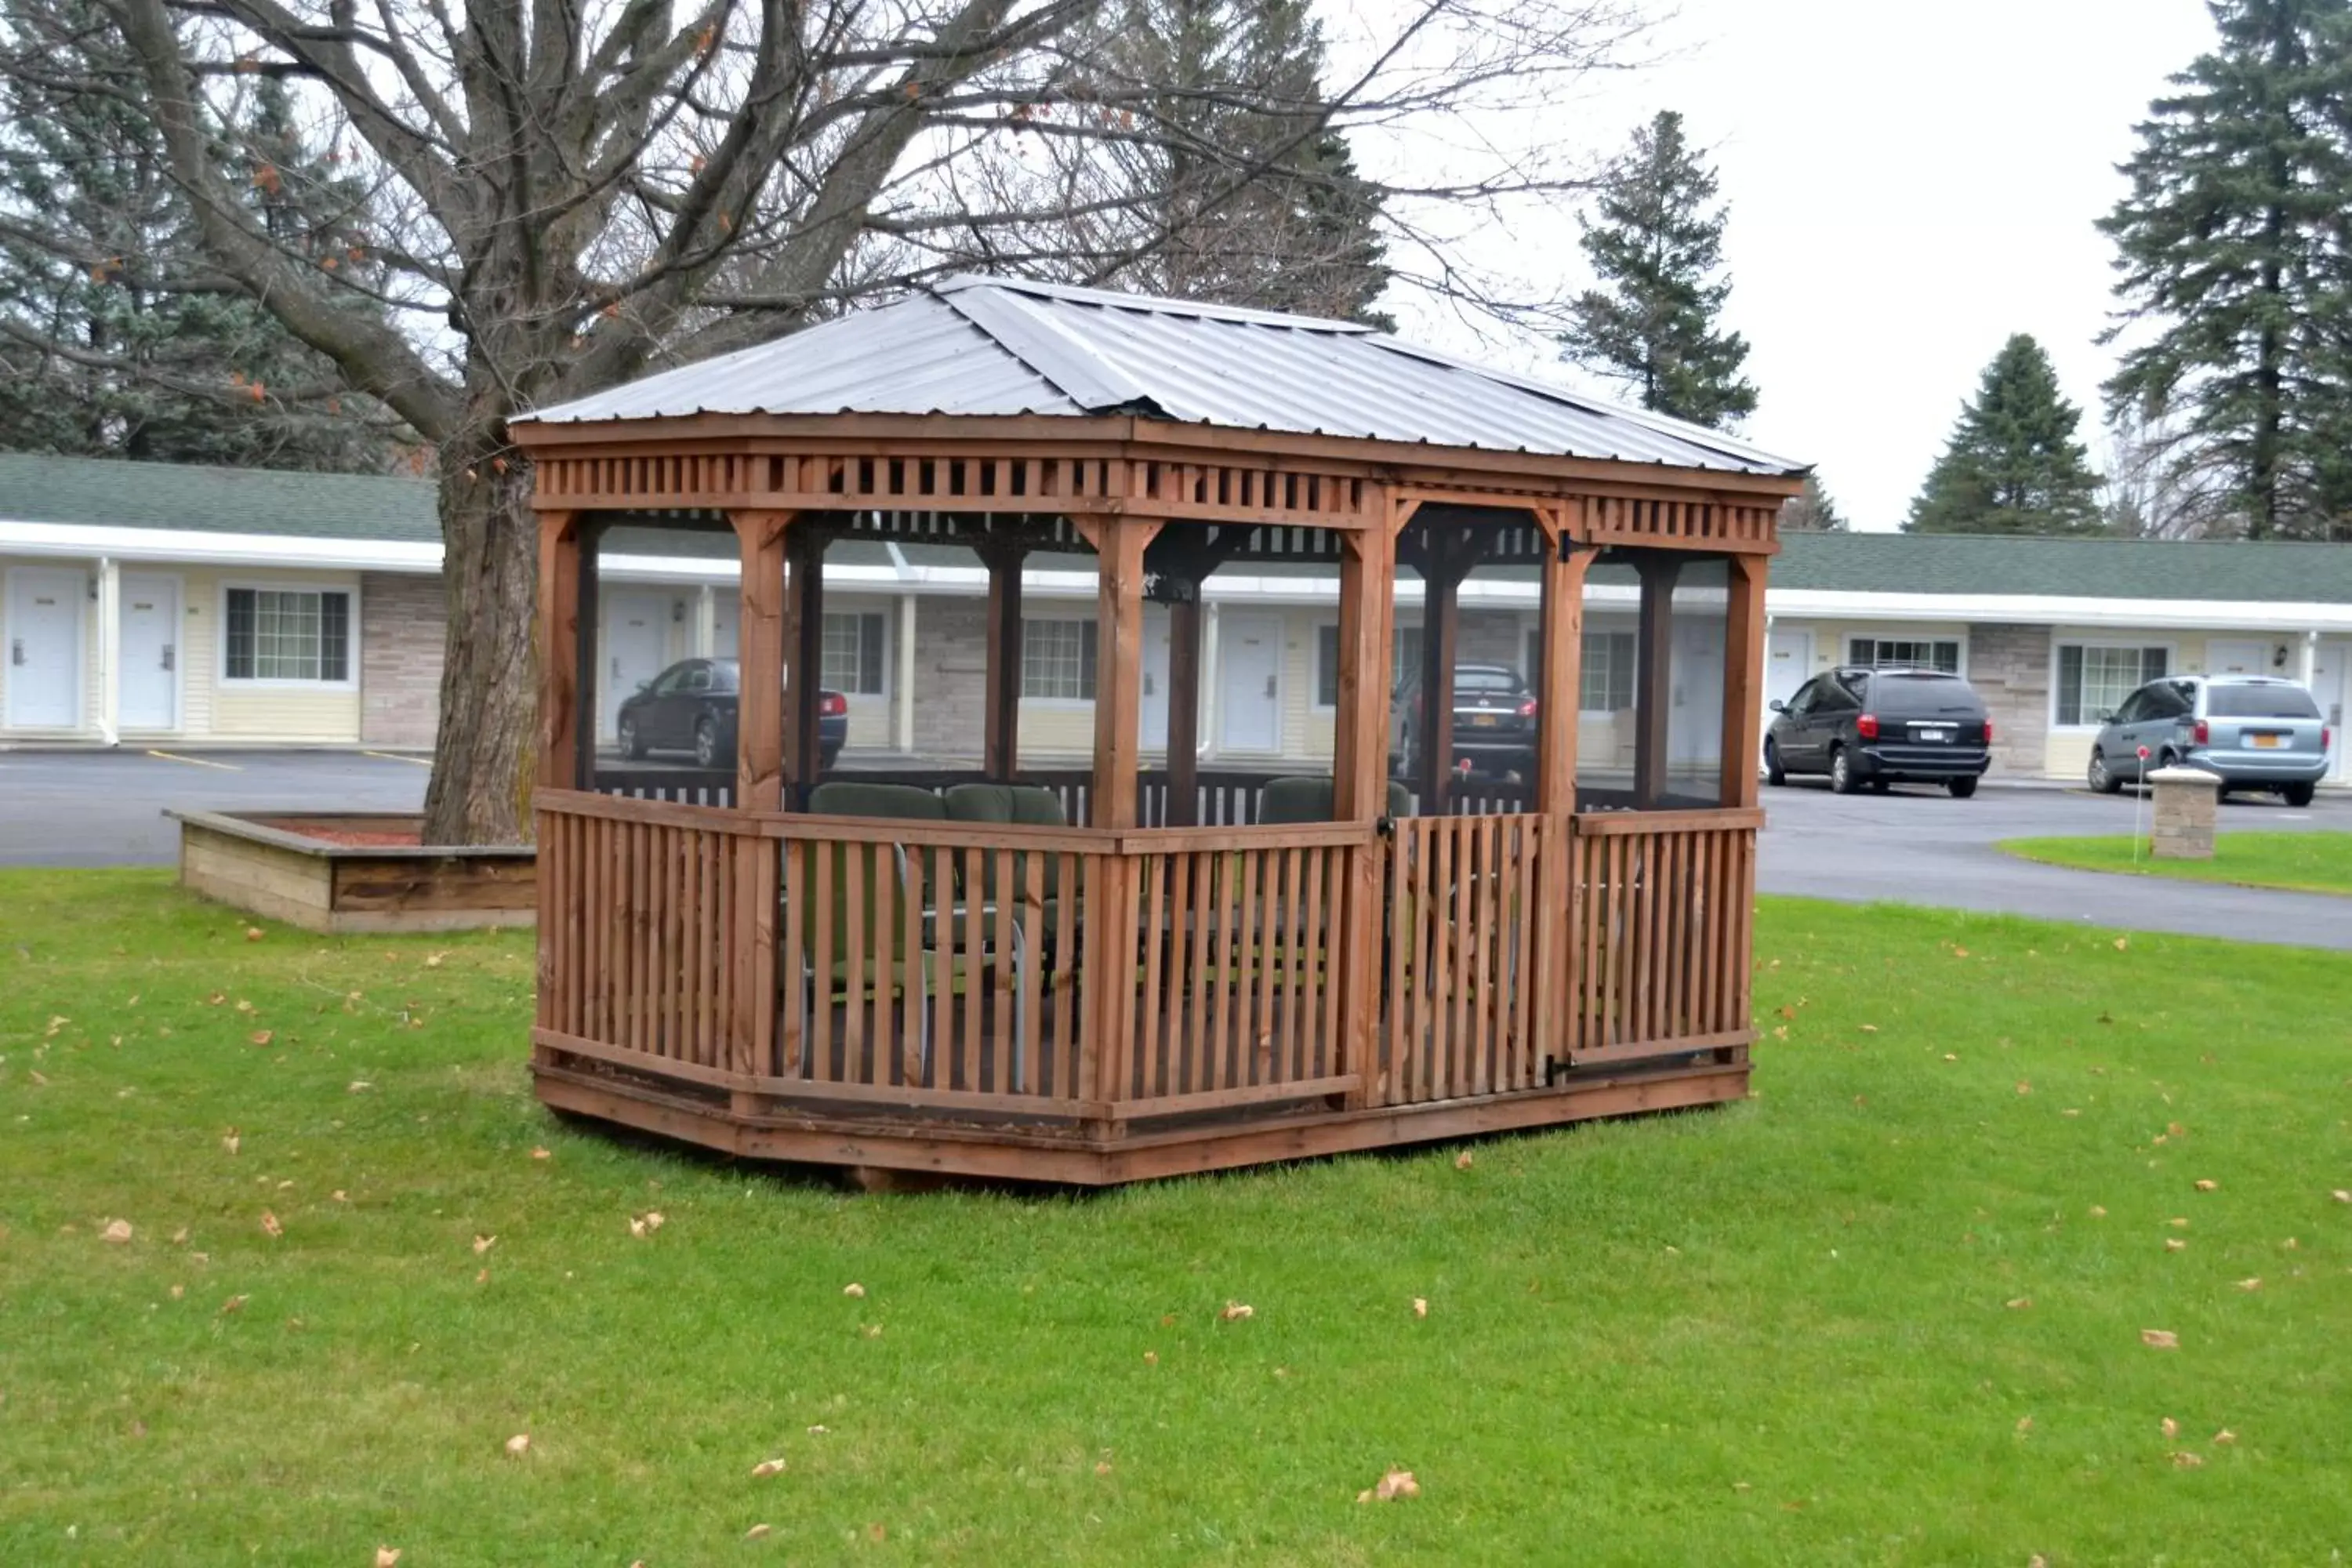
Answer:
xmin=347 ymin=1081 xmax=372 ymax=1094
xmin=220 ymin=1294 xmax=247 ymax=1315
xmin=2213 ymin=1428 xmax=2238 ymax=1445
xmin=843 ymin=1282 xmax=866 ymax=1298
xmin=2194 ymin=1178 xmax=2217 ymax=1192
xmin=751 ymin=1457 xmax=786 ymax=1478
xmin=504 ymin=1433 xmax=530 ymax=1457
xmin=745 ymin=1523 xmax=771 ymax=1540
xmin=103 ymin=1218 xmax=132 ymax=1244
xmin=2161 ymin=1416 xmax=2180 ymax=1439
xmin=1094 ymin=1459 xmax=1113 ymax=1475
xmin=866 ymin=1523 xmax=887 ymax=1543
xmin=1219 ymin=1300 xmax=1254 ymax=1322
xmin=375 ymin=1549 xmax=402 ymax=1567
xmin=2165 ymin=1238 xmax=2187 ymax=1251
xmin=629 ymin=1217 xmax=648 ymax=1239
xmin=2331 ymin=1189 xmax=2350 ymax=1204
xmin=248 ymin=1030 xmax=274 ymax=1047
xmin=331 ymin=1191 xmax=348 ymax=1203
xmin=2168 ymin=1121 xmax=2186 ymax=1137
xmin=2283 ymin=1236 xmax=2299 ymax=1249
xmin=475 ymin=1269 xmax=488 ymax=1284
xmin=1943 ymin=1052 xmax=1958 ymax=1062
xmin=2015 ymin=1416 xmax=2034 ymax=1432
xmin=260 ymin=1211 xmax=282 ymax=1240
xmin=2171 ymin=1450 xmax=2203 ymax=1468
xmin=2141 ymin=1328 xmax=2180 ymax=1349
xmin=531 ymin=1147 xmax=551 ymax=1161
xmin=1953 ymin=946 xmax=1970 ymax=959
xmin=808 ymin=1425 xmax=829 ymax=1435
xmin=235 ymin=999 xmax=254 ymax=1014
xmin=472 ymin=1235 xmax=495 ymax=1255
xmin=1454 ymin=1150 xmax=1474 ymax=1171
xmin=2169 ymin=1216 xmax=2190 ymax=1228
xmin=1411 ymin=1298 xmax=1428 ymax=1319
xmin=2030 ymin=1555 xmax=2048 ymax=1567
xmin=2089 ymin=1205 xmax=2107 ymax=1218
xmin=1142 ymin=1351 xmax=1158 ymax=1366
xmin=2114 ymin=937 xmax=2129 ymax=951
xmin=2016 ymin=1081 xmax=2031 ymax=1096
xmin=206 ymin=993 xmax=226 ymax=1007
xmin=2005 ymin=1297 xmax=2031 ymax=1310
xmin=244 ymin=927 xmax=264 ymax=942
xmin=2236 ymin=1276 xmax=2262 ymax=1291
xmin=860 ymin=1324 xmax=883 ymax=1338
xmin=1356 ymin=1466 xmax=1420 ymax=1503
xmin=169 ymin=1283 xmax=183 ymax=1299
xmin=222 ymin=1130 xmax=241 ymax=1156
xmin=1858 ymin=1023 xmax=1878 ymax=1033
xmin=2063 ymin=1108 xmax=2082 ymax=1117
xmin=423 ymin=953 xmax=446 ymax=969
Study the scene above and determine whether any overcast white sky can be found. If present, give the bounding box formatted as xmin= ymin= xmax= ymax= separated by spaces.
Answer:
xmin=1375 ymin=0 xmax=2223 ymax=530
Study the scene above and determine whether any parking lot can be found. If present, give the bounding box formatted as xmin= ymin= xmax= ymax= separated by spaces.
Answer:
xmin=4 ymin=750 xmax=2348 ymax=946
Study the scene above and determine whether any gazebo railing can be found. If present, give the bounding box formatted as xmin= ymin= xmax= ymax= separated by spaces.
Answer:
xmin=535 ymin=788 xmax=1758 ymax=1145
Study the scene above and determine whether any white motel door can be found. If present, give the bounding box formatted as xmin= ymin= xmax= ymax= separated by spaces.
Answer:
xmin=118 ymin=574 xmax=180 ymax=730
xmin=603 ymin=591 xmax=671 ymax=738
xmin=1218 ymin=613 xmax=1282 ymax=753
xmin=5 ymin=567 xmax=85 ymax=729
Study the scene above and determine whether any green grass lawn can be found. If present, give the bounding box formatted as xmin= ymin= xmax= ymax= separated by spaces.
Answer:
xmin=4 ymin=872 xmax=2350 ymax=1566
xmin=2005 ymin=829 xmax=2352 ymax=897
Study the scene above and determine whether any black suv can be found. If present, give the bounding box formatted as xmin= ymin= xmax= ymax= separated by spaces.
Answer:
xmin=1766 ymin=666 xmax=1992 ymax=797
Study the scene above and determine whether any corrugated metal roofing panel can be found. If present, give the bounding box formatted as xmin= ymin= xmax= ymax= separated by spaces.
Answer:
xmin=520 ymin=274 xmax=1806 ymax=476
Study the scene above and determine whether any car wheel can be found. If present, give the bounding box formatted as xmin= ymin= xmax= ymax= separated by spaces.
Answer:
xmin=820 ymin=743 xmax=842 ymax=773
xmin=693 ymin=717 xmax=720 ymax=769
xmin=1947 ymin=776 xmax=1979 ymax=800
xmin=2282 ymin=782 xmax=2315 ymax=808
xmin=619 ymin=716 xmax=646 ymax=760
xmin=1764 ymin=739 xmax=1787 ymax=786
xmin=1829 ymin=746 xmax=1858 ymax=795
xmin=2087 ymin=749 xmax=2120 ymax=793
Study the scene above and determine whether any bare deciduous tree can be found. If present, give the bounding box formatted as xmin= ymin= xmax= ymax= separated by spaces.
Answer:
xmin=2 ymin=0 xmax=1648 ymax=841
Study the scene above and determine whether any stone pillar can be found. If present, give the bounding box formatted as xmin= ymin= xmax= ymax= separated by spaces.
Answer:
xmin=2147 ymin=766 xmax=2219 ymax=860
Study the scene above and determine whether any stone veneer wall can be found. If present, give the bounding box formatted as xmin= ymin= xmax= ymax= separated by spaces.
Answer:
xmin=359 ymin=572 xmax=445 ymax=749
xmin=1965 ymin=622 xmax=2049 ymax=777
xmin=908 ymin=595 xmax=990 ymax=759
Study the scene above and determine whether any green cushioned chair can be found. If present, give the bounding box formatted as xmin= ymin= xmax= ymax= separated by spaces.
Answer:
xmin=797 ymin=780 xmax=963 ymax=1076
xmin=1255 ymin=775 xmax=1413 ymax=825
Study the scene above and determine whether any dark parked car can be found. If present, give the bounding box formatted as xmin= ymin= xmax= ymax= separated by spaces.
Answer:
xmin=1766 ymin=665 xmax=1992 ymax=797
xmin=616 ymin=658 xmax=846 ymax=770
xmin=2087 ymin=673 xmax=2328 ymax=805
xmin=1389 ymin=662 xmax=1537 ymax=780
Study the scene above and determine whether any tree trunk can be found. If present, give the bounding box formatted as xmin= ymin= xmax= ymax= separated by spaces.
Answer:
xmin=420 ymin=419 xmax=540 ymax=845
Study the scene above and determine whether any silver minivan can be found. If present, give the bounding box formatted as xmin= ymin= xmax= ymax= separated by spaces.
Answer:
xmin=2087 ymin=674 xmax=2330 ymax=805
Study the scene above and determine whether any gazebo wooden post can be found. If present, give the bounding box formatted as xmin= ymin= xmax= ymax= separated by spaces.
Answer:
xmin=980 ymin=538 xmax=1029 ymax=779
xmin=727 ymin=508 xmax=793 ymax=1095
xmin=1333 ymin=503 xmax=1399 ymax=1110
xmin=1413 ymin=523 xmax=1467 ymax=815
xmin=1164 ymin=593 xmax=1203 ymax=826
xmin=786 ymin=524 xmax=826 ymax=802
xmin=1632 ymin=552 xmax=1682 ymax=809
xmin=1075 ymin=514 xmax=1160 ymax=1126
xmin=1534 ymin=506 xmax=1588 ymax=815
xmin=1719 ymin=553 xmax=1769 ymax=808
xmin=535 ymin=509 xmax=584 ymax=793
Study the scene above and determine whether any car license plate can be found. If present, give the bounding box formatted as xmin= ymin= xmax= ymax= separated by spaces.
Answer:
xmin=1915 ymin=725 xmax=1951 ymax=742
xmin=1468 ymin=713 xmax=1497 ymax=728
xmin=2250 ymin=732 xmax=2281 ymax=748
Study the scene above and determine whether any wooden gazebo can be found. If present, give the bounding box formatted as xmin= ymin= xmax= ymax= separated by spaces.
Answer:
xmin=511 ymin=277 xmax=1805 ymax=1184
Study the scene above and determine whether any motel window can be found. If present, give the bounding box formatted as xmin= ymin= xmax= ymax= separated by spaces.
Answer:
xmin=2057 ymin=644 xmax=2170 ymax=726
xmin=821 ymin=612 xmax=887 ymax=695
xmin=224 ymin=587 xmax=350 ymax=684
xmin=1022 ymin=619 xmax=1097 ymax=701
xmin=1316 ymin=623 xmax=1424 ymax=708
xmin=1520 ymin=626 xmax=1638 ymax=713
xmin=1846 ymin=637 xmax=1961 ymax=673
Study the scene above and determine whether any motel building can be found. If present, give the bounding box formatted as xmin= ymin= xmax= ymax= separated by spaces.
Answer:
xmin=3 ymin=452 xmax=2349 ymax=787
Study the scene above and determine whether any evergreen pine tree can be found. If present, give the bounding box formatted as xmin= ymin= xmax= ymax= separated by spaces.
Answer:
xmin=1559 ymin=111 xmax=1757 ymax=430
xmin=1069 ymin=0 xmax=1391 ymax=325
xmin=2100 ymin=0 xmax=2352 ymax=540
xmin=1907 ymin=335 xmax=2105 ymax=535
xmin=1779 ymin=473 xmax=1846 ymax=532
xmin=0 ymin=7 xmax=401 ymax=470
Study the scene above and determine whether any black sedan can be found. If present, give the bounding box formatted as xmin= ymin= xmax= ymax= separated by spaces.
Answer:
xmin=1388 ymin=662 xmax=1538 ymax=780
xmin=616 ymin=658 xmax=846 ymax=770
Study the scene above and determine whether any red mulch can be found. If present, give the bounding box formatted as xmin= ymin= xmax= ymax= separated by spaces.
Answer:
xmin=263 ymin=821 xmax=424 ymax=848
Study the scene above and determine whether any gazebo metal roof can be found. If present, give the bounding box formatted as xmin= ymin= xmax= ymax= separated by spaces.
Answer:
xmin=524 ymin=275 xmax=1803 ymax=480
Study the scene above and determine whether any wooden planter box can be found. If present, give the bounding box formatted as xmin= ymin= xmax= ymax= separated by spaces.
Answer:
xmin=169 ymin=811 xmax=535 ymax=935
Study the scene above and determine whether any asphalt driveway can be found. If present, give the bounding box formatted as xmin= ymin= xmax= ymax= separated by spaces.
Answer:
xmin=1756 ymin=776 xmax=2352 ymax=948
xmin=3 ymin=749 xmax=2349 ymax=947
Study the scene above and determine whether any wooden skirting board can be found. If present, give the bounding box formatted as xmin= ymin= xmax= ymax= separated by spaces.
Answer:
xmin=530 ymin=1054 xmax=1750 ymax=1185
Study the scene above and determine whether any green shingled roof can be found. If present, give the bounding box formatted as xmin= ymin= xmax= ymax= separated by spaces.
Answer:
xmin=1772 ymin=530 xmax=2352 ymax=604
xmin=7 ymin=455 xmax=2350 ymax=605
xmin=0 ymin=452 xmax=438 ymax=543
